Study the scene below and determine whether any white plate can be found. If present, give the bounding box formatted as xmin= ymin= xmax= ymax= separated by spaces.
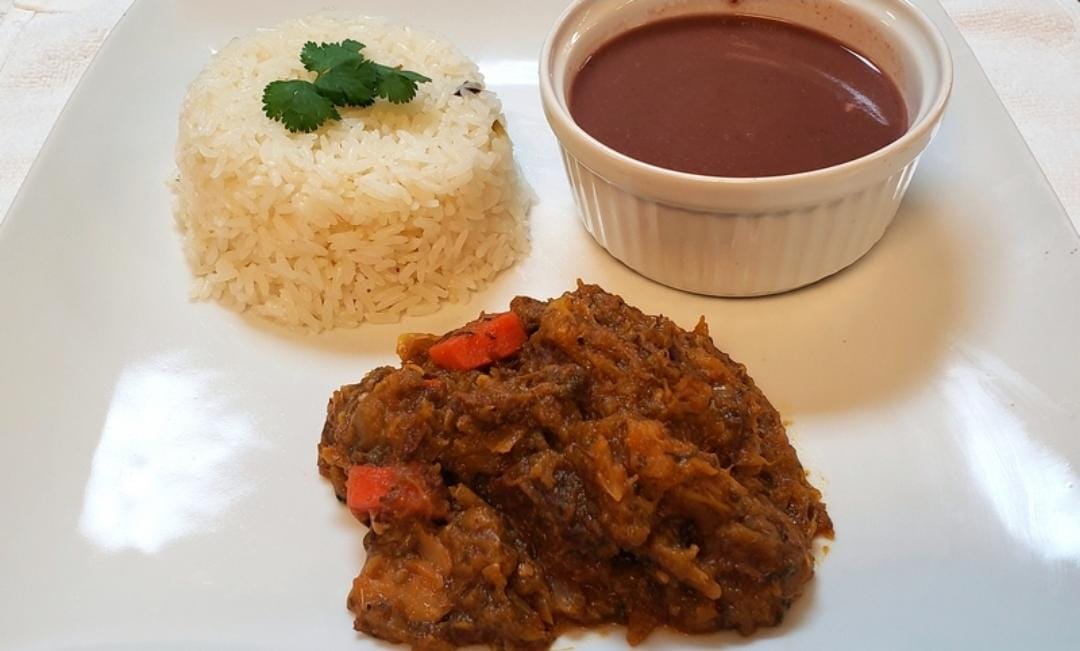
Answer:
xmin=2 ymin=0 xmax=1078 ymax=649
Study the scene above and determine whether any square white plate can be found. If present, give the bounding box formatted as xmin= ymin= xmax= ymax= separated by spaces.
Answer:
xmin=2 ymin=0 xmax=1078 ymax=649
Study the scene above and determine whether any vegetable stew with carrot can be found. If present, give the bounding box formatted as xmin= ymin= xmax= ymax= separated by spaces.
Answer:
xmin=317 ymin=283 xmax=832 ymax=650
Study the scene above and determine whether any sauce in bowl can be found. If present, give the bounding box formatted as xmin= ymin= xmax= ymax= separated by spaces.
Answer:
xmin=569 ymin=14 xmax=909 ymax=177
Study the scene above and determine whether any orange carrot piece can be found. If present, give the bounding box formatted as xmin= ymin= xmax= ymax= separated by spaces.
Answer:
xmin=428 ymin=333 xmax=490 ymax=370
xmin=346 ymin=465 xmax=395 ymax=513
xmin=428 ymin=312 xmax=527 ymax=371
xmin=481 ymin=312 xmax=529 ymax=359
xmin=346 ymin=465 xmax=438 ymax=517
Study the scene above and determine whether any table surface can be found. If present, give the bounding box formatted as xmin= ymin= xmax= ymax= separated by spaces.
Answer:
xmin=1 ymin=0 xmax=1078 ymax=229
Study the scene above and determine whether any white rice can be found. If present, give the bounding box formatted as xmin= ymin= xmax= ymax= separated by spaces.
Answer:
xmin=172 ymin=14 xmax=531 ymax=331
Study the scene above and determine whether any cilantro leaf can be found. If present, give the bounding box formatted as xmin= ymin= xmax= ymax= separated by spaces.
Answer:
xmin=262 ymin=40 xmax=431 ymax=132
xmin=372 ymin=64 xmax=431 ymax=104
xmin=396 ymin=69 xmax=432 ymax=84
xmin=262 ymin=80 xmax=340 ymax=133
xmin=314 ymin=59 xmax=378 ymax=107
xmin=300 ymin=39 xmax=365 ymax=74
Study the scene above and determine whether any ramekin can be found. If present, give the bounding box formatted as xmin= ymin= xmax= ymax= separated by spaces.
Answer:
xmin=539 ymin=0 xmax=953 ymax=296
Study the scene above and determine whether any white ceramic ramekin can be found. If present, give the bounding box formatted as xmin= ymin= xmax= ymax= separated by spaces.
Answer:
xmin=540 ymin=0 xmax=953 ymax=296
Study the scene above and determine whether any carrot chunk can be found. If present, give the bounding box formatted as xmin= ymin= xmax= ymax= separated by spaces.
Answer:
xmin=428 ymin=312 xmax=527 ymax=371
xmin=346 ymin=464 xmax=440 ymax=518
xmin=482 ymin=312 xmax=529 ymax=358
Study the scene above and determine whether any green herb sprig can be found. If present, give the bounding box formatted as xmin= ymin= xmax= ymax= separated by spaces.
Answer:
xmin=262 ymin=39 xmax=431 ymax=133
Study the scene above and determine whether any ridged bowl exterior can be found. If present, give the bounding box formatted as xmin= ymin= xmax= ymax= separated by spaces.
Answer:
xmin=561 ymin=148 xmax=922 ymax=295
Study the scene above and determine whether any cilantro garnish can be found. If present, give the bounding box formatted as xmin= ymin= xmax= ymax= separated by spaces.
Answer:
xmin=301 ymin=39 xmax=366 ymax=74
xmin=315 ymin=61 xmax=379 ymax=107
xmin=262 ymin=40 xmax=431 ymax=133
xmin=262 ymin=80 xmax=340 ymax=133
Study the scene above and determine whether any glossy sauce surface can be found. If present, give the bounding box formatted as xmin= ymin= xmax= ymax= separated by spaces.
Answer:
xmin=569 ymin=14 xmax=909 ymax=177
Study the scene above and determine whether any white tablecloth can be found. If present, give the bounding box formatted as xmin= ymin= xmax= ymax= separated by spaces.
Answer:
xmin=1 ymin=0 xmax=1077 ymax=227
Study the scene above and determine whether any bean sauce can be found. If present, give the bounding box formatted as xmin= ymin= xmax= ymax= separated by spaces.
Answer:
xmin=570 ymin=14 xmax=908 ymax=177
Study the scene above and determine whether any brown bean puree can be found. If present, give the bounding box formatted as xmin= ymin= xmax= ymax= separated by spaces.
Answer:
xmin=569 ymin=14 xmax=908 ymax=177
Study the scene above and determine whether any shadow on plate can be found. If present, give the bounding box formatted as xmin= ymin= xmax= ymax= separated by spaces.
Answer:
xmin=577 ymin=188 xmax=973 ymax=418
xmin=746 ymin=190 xmax=972 ymax=416
xmin=235 ymin=297 xmax=486 ymax=358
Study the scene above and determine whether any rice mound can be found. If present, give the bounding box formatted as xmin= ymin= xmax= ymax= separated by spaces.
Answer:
xmin=172 ymin=14 xmax=531 ymax=330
